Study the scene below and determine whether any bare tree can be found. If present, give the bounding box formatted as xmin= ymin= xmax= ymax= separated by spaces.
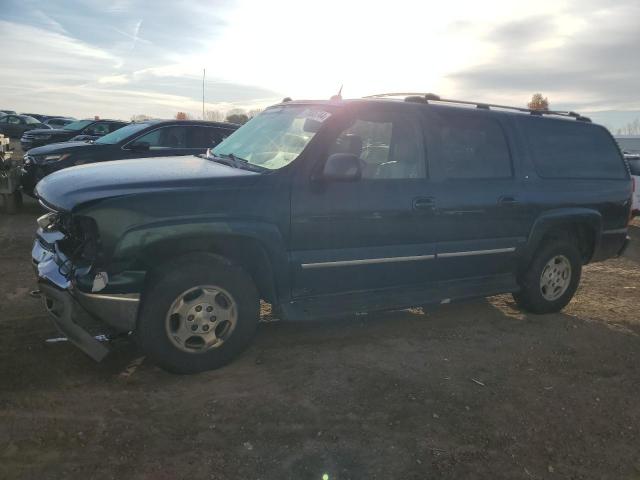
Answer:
xmin=131 ymin=114 xmax=152 ymax=122
xmin=527 ymin=93 xmax=550 ymax=111
xmin=226 ymin=108 xmax=249 ymax=125
xmin=203 ymin=110 xmax=224 ymax=122
xmin=615 ymin=118 xmax=640 ymax=135
xmin=247 ymin=108 xmax=263 ymax=119
xmin=175 ymin=112 xmax=190 ymax=120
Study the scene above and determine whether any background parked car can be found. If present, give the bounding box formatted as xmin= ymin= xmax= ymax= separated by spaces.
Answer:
xmin=20 ymin=113 xmax=49 ymax=122
xmin=625 ymin=153 xmax=640 ymax=216
xmin=43 ymin=117 xmax=75 ymax=129
xmin=20 ymin=118 xmax=128 ymax=151
xmin=0 ymin=110 xmax=17 ymax=115
xmin=615 ymin=135 xmax=640 ymax=155
xmin=0 ymin=114 xmax=49 ymax=140
xmin=21 ymin=119 xmax=238 ymax=195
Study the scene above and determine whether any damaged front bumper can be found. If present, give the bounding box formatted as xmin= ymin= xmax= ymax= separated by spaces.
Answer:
xmin=32 ymin=225 xmax=140 ymax=361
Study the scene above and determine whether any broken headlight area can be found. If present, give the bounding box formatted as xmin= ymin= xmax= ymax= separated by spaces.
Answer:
xmin=56 ymin=215 xmax=100 ymax=268
xmin=34 ymin=212 xmax=102 ymax=287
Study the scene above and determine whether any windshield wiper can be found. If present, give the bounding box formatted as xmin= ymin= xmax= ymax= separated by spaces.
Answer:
xmin=208 ymin=152 xmax=268 ymax=172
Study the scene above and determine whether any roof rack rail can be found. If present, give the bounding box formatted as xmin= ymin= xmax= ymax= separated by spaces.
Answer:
xmin=363 ymin=93 xmax=592 ymax=122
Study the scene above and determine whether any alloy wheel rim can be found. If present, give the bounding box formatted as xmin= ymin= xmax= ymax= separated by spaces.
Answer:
xmin=539 ymin=255 xmax=572 ymax=301
xmin=165 ymin=285 xmax=238 ymax=353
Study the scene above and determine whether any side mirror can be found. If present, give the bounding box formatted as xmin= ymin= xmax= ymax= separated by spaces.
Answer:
xmin=322 ymin=153 xmax=361 ymax=181
xmin=129 ymin=141 xmax=150 ymax=152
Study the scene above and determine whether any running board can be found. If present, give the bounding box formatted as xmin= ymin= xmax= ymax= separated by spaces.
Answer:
xmin=281 ymin=274 xmax=518 ymax=321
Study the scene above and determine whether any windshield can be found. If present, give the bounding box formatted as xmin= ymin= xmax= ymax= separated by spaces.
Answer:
xmin=94 ymin=122 xmax=150 ymax=145
xmin=63 ymin=120 xmax=93 ymax=131
xmin=23 ymin=116 xmax=41 ymax=124
xmin=212 ymin=105 xmax=333 ymax=170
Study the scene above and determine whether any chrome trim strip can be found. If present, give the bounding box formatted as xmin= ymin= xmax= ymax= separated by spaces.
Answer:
xmin=438 ymin=247 xmax=516 ymax=258
xmin=301 ymin=254 xmax=435 ymax=269
xmin=602 ymin=228 xmax=628 ymax=235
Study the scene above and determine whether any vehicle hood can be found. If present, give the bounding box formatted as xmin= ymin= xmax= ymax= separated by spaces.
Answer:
xmin=27 ymin=141 xmax=102 ymax=157
xmin=36 ymin=155 xmax=260 ymax=211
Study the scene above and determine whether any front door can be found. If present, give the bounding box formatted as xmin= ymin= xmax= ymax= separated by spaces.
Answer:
xmin=290 ymin=105 xmax=437 ymax=297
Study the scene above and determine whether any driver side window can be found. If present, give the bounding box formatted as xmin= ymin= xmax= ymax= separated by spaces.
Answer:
xmin=133 ymin=126 xmax=188 ymax=149
xmin=329 ymin=114 xmax=425 ymax=179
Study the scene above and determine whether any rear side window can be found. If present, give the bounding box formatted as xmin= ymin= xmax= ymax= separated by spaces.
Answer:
xmin=187 ymin=127 xmax=228 ymax=148
xmin=524 ymin=119 xmax=627 ymax=179
xmin=433 ymin=111 xmax=512 ymax=179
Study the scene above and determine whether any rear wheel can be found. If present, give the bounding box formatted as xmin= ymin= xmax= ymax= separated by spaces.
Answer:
xmin=513 ymin=240 xmax=582 ymax=314
xmin=137 ymin=254 xmax=259 ymax=373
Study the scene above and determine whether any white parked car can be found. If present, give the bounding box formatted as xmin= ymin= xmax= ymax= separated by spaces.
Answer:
xmin=625 ymin=154 xmax=640 ymax=217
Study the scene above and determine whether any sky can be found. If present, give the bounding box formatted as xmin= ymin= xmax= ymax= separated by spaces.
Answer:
xmin=1 ymin=0 xmax=639 ymax=130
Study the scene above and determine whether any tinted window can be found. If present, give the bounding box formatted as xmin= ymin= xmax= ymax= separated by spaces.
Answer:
xmin=85 ymin=122 xmax=110 ymax=135
xmin=23 ymin=116 xmax=40 ymax=124
xmin=524 ymin=119 xmax=627 ymax=179
xmin=187 ymin=127 xmax=228 ymax=148
xmin=96 ymin=122 xmax=150 ymax=145
xmin=135 ymin=126 xmax=188 ymax=149
xmin=63 ymin=120 xmax=94 ymax=131
xmin=7 ymin=116 xmax=22 ymax=125
xmin=109 ymin=122 xmax=126 ymax=133
xmin=433 ymin=111 xmax=512 ymax=179
xmin=330 ymin=114 xmax=425 ymax=179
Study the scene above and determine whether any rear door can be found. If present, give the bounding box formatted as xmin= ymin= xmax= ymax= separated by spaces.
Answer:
xmin=290 ymin=104 xmax=437 ymax=297
xmin=424 ymin=108 xmax=528 ymax=281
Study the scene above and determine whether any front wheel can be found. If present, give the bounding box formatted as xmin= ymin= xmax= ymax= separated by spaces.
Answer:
xmin=513 ymin=240 xmax=582 ymax=314
xmin=137 ymin=254 xmax=260 ymax=373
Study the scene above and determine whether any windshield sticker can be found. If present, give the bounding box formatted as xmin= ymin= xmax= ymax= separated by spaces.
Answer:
xmin=302 ymin=109 xmax=332 ymax=123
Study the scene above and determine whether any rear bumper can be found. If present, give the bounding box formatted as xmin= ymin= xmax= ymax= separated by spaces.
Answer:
xmin=591 ymin=228 xmax=630 ymax=262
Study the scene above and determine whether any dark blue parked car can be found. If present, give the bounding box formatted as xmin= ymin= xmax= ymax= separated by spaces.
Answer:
xmin=31 ymin=95 xmax=633 ymax=373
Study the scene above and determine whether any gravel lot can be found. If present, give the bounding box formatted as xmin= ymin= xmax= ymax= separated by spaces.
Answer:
xmin=1 ymin=194 xmax=639 ymax=479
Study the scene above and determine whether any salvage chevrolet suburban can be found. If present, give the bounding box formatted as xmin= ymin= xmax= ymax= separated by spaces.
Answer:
xmin=32 ymin=96 xmax=633 ymax=373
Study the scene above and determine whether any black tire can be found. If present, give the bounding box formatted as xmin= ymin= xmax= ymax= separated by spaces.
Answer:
xmin=3 ymin=191 xmax=22 ymax=214
xmin=137 ymin=253 xmax=260 ymax=374
xmin=513 ymin=240 xmax=582 ymax=314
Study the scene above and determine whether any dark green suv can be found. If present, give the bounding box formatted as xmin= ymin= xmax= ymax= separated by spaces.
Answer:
xmin=32 ymin=96 xmax=633 ymax=373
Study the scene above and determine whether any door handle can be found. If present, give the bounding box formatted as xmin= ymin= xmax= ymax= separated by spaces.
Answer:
xmin=413 ymin=197 xmax=435 ymax=211
xmin=498 ymin=196 xmax=518 ymax=206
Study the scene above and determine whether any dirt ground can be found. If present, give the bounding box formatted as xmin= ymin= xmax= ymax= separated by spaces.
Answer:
xmin=1 ymin=196 xmax=639 ymax=480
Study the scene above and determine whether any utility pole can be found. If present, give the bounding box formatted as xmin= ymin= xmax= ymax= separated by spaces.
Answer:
xmin=202 ymin=68 xmax=206 ymax=120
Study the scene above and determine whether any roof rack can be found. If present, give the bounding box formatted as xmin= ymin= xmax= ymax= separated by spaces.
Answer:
xmin=363 ymin=93 xmax=592 ymax=122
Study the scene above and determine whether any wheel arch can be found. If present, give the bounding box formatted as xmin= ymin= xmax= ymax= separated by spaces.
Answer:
xmin=521 ymin=208 xmax=602 ymax=269
xmin=113 ymin=220 xmax=289 ymax=306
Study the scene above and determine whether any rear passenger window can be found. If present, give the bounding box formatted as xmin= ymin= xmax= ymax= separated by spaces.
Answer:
xmin=524 ymin=119 xmax=627 ymax=179
xmin=434 ymin=112 xmax=512 ymax=179
xmin=187 ymin=127 xmax=227 ymax=148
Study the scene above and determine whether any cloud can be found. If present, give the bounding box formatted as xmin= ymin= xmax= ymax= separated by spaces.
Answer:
xmin=448 ymin=0 xmax=640 ymax=111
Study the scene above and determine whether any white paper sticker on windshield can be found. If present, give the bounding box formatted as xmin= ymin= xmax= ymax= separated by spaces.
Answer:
xmin=302 ymin=109 xmax=332 ymax=123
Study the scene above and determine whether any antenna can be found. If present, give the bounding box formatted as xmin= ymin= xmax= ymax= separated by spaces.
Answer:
xmin=330 ymin=84 xmax=343 ymax=101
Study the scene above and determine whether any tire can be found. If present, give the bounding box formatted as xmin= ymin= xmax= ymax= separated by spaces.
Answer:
xmin=3 ymin=191 xmax=22 ymax=215
xmin=137 ymin=253 xmax=260 ymax=374
xmin=513 ymin=240 xmax=582 ymax=314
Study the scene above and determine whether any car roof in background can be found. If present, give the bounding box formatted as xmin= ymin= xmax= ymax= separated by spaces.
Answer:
xmin=132 ymin=119 xmax=240 ymax=128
